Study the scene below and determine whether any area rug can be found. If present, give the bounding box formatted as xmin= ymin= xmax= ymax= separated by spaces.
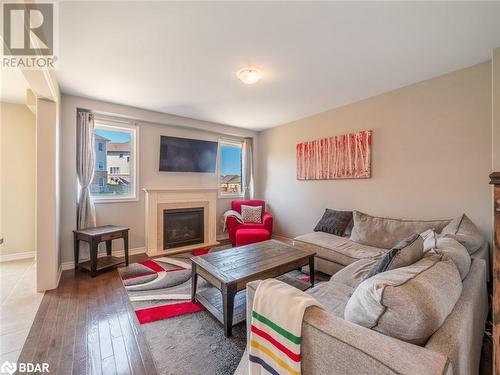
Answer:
xmin=118 ymin=247 xmax=320 ymax=375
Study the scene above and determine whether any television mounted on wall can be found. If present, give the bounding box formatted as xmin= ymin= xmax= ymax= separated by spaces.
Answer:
xmin=159 ymin=136 xmax=218 ymax=173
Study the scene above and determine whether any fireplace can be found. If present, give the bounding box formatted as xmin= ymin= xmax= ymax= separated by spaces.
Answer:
xmin=163 ymin=207 xmax=205 ymax=249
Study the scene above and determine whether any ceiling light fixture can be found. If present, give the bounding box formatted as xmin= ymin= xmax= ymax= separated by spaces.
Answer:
xmin=237 ymin=67 xmax=262 ymax=84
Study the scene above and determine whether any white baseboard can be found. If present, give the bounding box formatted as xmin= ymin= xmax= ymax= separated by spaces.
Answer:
xmin=0 ymin=251 xmax=35 ymax=263
xmin=61 ymin=247 xmax=146 ymax=271
xmin=56 ymin=264 xmax=62 ymax=287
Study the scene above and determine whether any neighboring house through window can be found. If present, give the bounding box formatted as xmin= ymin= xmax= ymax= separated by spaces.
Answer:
xmin=219 ymin=139 xmax=243 ymax=197
xmin=90 ymin=121 xmax=138 ymax=201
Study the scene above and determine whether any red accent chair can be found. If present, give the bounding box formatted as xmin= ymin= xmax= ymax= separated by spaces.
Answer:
xmin=227 ymin=200 xmax=273 ymax=246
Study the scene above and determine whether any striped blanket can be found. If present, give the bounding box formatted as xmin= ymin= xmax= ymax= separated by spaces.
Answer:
xmin=249 ymin=279 xmax=322 ymax=375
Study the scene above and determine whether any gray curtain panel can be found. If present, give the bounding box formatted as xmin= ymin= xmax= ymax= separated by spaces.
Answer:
xmin=242 ymin=137 xmax=254 ymax=200
xmin=76 ymin=110 xmax=97 ymax=234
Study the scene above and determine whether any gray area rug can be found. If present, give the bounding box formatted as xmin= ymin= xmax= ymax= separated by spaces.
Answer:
xmin=119 ymin=249 xmax=316 ymax=375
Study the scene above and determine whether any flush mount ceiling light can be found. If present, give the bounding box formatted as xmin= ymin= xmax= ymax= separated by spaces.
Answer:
xmin=236 ymin=67 xmax=262 ymax=84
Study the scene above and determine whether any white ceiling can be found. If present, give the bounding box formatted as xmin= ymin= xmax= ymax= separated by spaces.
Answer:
xmin=0 ymin=68 xmax=29 ymax=104
xmin=57 ymin=2 xmax=500 ymax=130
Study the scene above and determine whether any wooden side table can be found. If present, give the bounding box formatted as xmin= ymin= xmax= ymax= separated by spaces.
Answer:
xmin=73 ymin=225 xmax=129 ymax=277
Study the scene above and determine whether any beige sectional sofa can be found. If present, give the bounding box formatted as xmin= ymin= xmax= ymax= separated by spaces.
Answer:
xmin=235 ymin=212 xmax=490 ymax=375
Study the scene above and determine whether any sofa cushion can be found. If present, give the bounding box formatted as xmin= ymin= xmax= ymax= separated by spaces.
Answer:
xmin=306 ymin=281 xmax=353 ymax=318
xmin=329 ymin=258 xmax=378 ymax=289
xmin=314 ymin=209 xmax=353 ymax=236
xmin=430 ymin=237 xmax=471 ymax=280
xmin=364 ymin=234 xmax=424 ymax=279
xmin=344 ymin=256 xmax=462 ymax=345
xmin=350 ymin=211 xmax=450 ymax=249
xmin=440 ymin=214 xmax=484 ymax=254
xmin=241 ymin=205 xmax=262 ymax=223
xmin=293 ymin=232 xmax=387 ymax=267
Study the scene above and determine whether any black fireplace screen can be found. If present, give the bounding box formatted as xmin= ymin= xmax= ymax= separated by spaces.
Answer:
xmin=163 ymin=207 xmax=204 ymax=249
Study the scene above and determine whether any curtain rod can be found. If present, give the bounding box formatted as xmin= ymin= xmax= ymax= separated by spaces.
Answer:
xmin=80 ymin=108 xmax=252 ymax=141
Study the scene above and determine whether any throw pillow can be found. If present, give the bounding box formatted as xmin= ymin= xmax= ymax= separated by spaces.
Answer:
xmin=330 ymin=258 xmax=379 ymax=289
xmin=313 ymin=209 xmax=353 ymax=236
xmin=440 ymin=214 xmax=484 ymax=254
xmin=421 ymin=229 xmax=438 ymax=252
xmin=241 ymin=205 xmax=262 ymax=223
xmin=430 ymin=237 xmax=471 ymax=280
xmin=364 ymin=234 xmax=424 ymax=280
xmin=349 ymin=211 xmax=450 ymax=249
xmin=344 ymin=256 xmax=462 ymax=345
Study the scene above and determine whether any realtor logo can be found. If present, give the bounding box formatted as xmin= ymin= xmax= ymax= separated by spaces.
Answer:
xmin=0 ymin=361 xmax=16 ymax=375
xmin=3 ymin=3 xmax=53 ymax=55
xmin=2 ymin=2 xmax=57 ymax=68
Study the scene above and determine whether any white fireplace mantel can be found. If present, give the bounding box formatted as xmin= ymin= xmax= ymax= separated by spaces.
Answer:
xmin=144 ymin=187 xmax=219 ymax=257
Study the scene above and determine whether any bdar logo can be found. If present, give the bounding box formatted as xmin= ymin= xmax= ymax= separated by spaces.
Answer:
xmin=3 ymin=3 xmax=53 ymax=55
xmin=0 ymin=361 xmax=17 ymax=375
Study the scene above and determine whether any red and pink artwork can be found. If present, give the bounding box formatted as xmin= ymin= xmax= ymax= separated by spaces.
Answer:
xmin=296 ymin=130 xmax=372 ymax=180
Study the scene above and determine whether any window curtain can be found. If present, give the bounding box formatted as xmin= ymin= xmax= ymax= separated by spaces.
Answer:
xmin=242 ymin=137 xmax=254 ymax=200
xmin=76 ymin=109 xmax=97 ymax=234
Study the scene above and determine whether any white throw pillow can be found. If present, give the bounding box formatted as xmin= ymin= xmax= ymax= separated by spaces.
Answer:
xmin=241 ymin=205 xmax=262 ymax=223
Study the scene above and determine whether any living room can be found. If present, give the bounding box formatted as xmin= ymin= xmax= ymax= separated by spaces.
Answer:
xmin=1 ymin=1 xmax=500 ymax=374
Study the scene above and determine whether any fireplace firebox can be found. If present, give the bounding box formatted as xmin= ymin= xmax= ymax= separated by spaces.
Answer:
xmin=163 ymin=207 xmax=204 ymax=249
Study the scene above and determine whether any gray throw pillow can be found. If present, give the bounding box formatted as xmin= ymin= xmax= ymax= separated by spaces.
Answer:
xmin=241 ymin=205 xmax=262 ymax=223
xmin=440 ymin=214 xmax=484 ymax=254
xmin=344 ymin=256 xmax=462 ymax=345
xmin=430 ymin=237 xmax=471 ymax=280
xmin=314 ymin=209 xmax=353 ymax=236
xmin=364 ymin=234 xmax=424 ymax=280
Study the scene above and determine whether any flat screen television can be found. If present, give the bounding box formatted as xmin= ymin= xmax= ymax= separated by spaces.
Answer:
xmin=159 ymin=136 xmax=218 ymax=173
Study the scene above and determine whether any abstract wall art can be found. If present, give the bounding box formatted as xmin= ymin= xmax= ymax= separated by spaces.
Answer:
xmin=296 ymin=130 xmax=372 ymax=180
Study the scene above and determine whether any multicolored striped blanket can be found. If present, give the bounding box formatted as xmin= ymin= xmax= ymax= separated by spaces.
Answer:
xmin=249 ymin=279 xmax=322 ymax=375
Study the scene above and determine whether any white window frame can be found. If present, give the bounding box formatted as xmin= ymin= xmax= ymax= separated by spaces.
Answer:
xmin=218 ymin=138 xmax=244 ymax=199
xmin=98 ymin=160 xmax=104 ymax=171
xmin=92 ymin=121 xmax=139 ymax=203
xmin=98 ymin=142 xmax=104 ymax=151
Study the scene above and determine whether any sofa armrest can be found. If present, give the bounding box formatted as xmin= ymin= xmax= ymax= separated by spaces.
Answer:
xmin=245 ymin=280 xmax=452 ymax=375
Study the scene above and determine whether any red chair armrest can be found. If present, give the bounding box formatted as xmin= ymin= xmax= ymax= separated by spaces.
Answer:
xmin=227 ymin=216 xmax=240 ymax=245
xmin=262 ymin=212 xmax=273 ymax=234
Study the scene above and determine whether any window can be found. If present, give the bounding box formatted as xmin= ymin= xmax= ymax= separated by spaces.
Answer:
xmin=219 ymin=140 xmax=243 ymax=197
xmin=90 ymin=121 xmax=138 ymax=201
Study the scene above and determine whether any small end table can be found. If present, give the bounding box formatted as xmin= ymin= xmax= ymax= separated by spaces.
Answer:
xmin=73 ymin=225 xmax=129 ymax=277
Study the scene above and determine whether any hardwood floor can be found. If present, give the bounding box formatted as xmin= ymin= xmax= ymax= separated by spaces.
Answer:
xmin=18 ymin=254 xmax=157 ymax=375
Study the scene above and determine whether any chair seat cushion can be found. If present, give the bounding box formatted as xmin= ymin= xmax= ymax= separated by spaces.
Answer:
xmin=294 ymin=232 xmax=387 ymax=267
xmin=235 ymin=228 xmax=271 ymax=247
xmin=306 ymin=281 xmax=354 ymax=318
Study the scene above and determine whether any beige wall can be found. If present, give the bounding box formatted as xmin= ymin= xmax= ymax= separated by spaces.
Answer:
xmin=493 ymin=48 xmax=500 ymax=170
xmin=0 ymin=102 xmax=36 ymax=257
xmin=256 ymin=62 xmax=492 ymax=241
xmin=60 ymin=95 xmax=256 ymax=264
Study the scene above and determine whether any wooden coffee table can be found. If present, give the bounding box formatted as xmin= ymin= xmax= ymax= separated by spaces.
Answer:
xmin=190 ymin=240 xmax=315 ymax=337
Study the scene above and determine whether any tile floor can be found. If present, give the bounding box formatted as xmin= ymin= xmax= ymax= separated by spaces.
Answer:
xmin=0 ymin=258 xmax=44 ymax=363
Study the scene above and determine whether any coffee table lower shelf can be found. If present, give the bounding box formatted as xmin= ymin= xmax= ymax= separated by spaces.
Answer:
xmin=195 ymin=288 xmax=247 ymax=327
